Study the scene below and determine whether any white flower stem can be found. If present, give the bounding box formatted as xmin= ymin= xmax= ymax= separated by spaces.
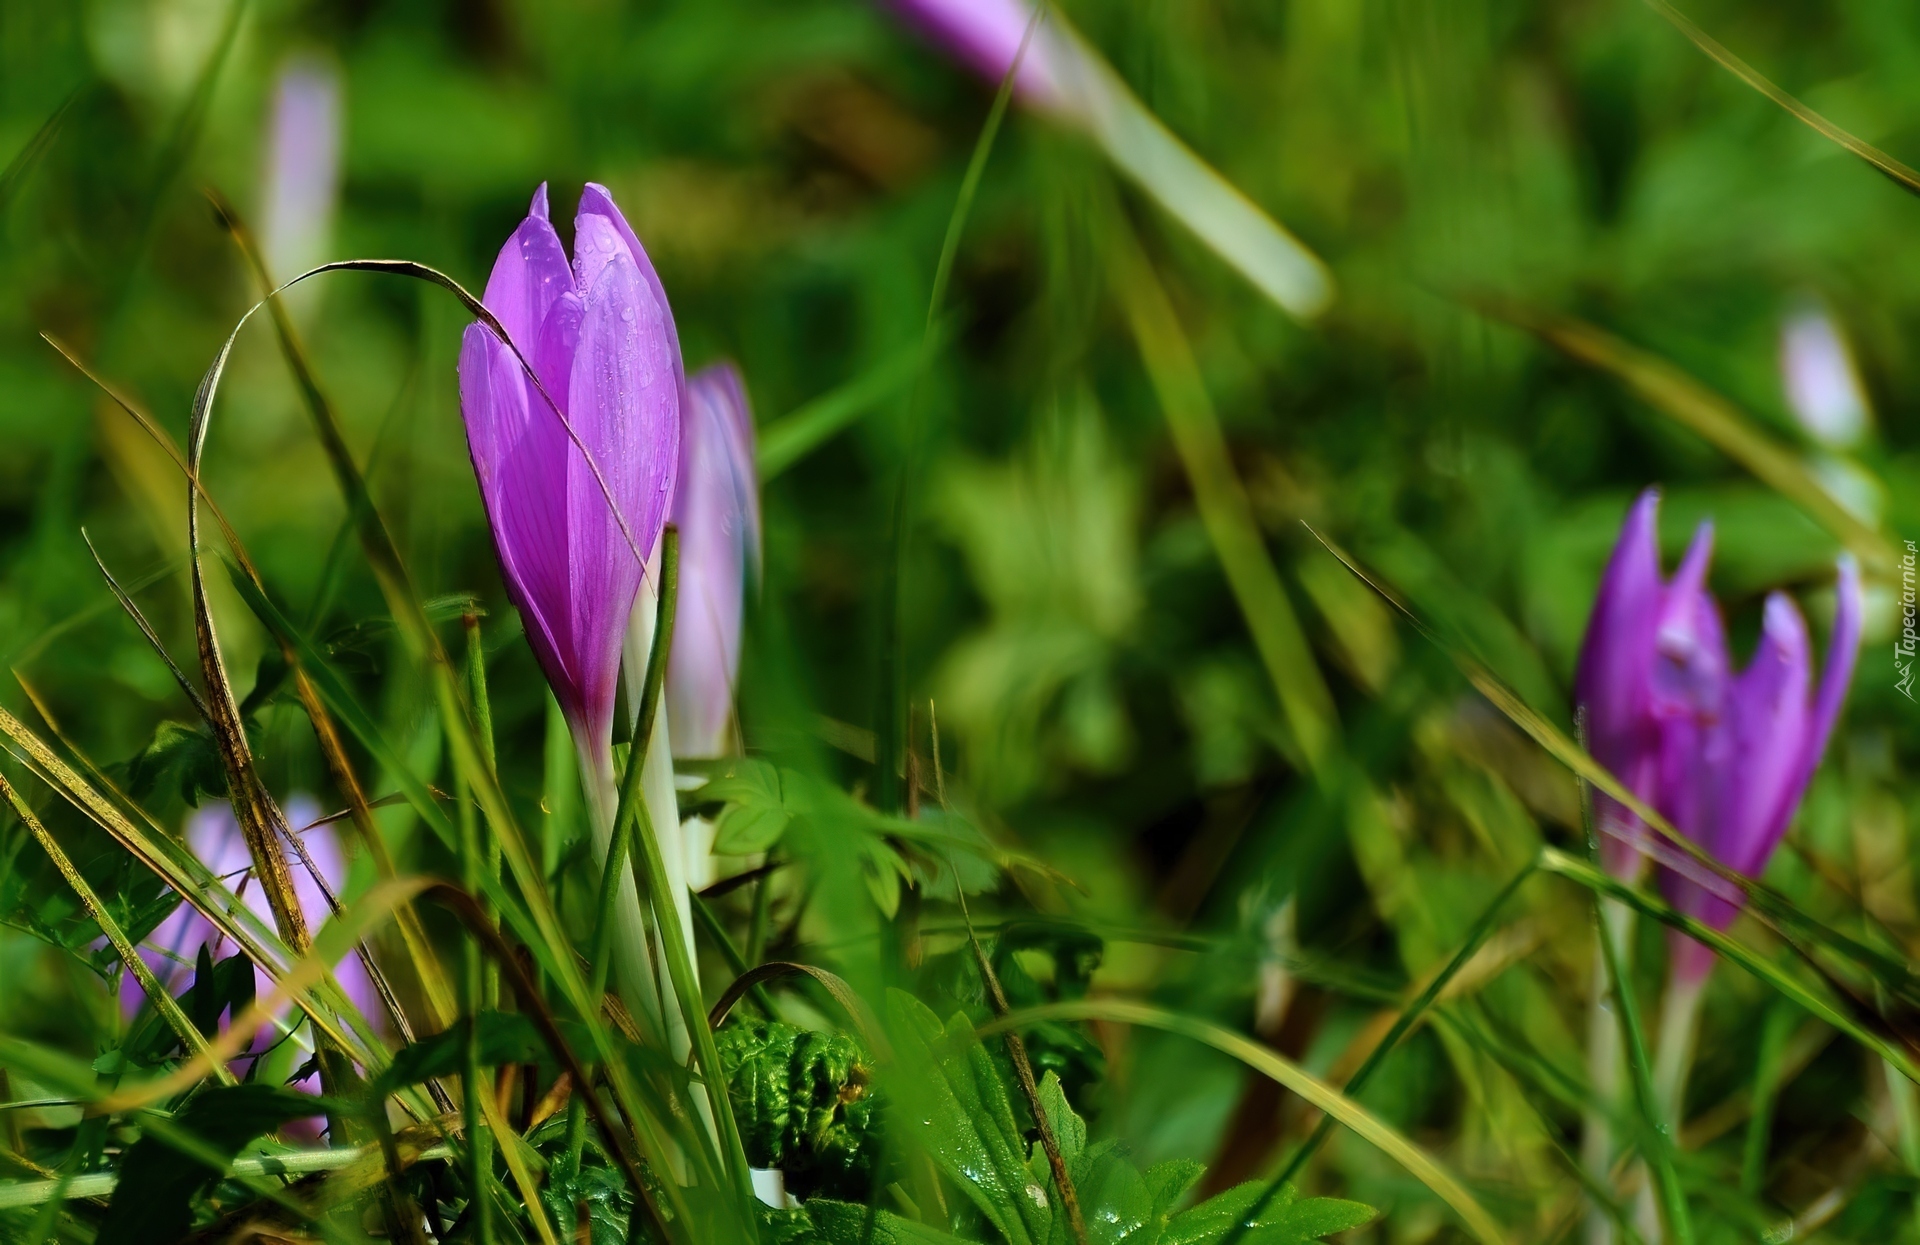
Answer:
xmin=1584 ymin=896 xmax=1633 ymax=1245
xmin=577 ymin=736 xmax=668 ymax=1049
xmin=1652 ymin=970 xmax=1706 ymax=1135
xmin=1632 ymin=967 xmax=1706 ymax=1245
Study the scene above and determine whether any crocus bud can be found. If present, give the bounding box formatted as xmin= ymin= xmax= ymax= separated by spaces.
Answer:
xmin=667 ymin=363 xmax=761 ymax=761
xmin=258 ymin=55 xmax=341 ymax=299
xmin=457 ymin=183 xmax=682 ymax=752
xmin=1575 ymin=490 xmax=1863 ymax=981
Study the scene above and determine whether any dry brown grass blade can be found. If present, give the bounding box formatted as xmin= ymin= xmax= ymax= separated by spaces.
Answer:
xmin=1487 ymin=304 xmax=1897 ymax=572
xmin=1644 ymin=0 xmax=1920 ymax=198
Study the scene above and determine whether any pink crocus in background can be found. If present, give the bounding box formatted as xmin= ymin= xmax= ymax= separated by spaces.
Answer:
xmin=457 ymin=182 xmax=689 ymax=1049
xmin=1575 ymin=488 xmax=1862 ymax=959
xmin=666 ymin=363 xmax=761 ymax=891
xmin=258 ymin=55 xmax=341 ymax=305
xmin=124 ymin=798 xmax=377 ymax=1107
xmin=882 ymin=0 xmax=1332 ymax=319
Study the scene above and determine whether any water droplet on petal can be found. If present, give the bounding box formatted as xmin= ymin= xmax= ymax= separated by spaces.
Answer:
xmin=620 ymin=306 xmax=635 ymax=324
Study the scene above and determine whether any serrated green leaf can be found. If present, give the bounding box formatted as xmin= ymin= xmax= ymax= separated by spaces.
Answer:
xmin=1165 ymin=1184 xmax=1374 ymax=1245
xmin=887 ymin=989 xmax=1052 ymax=1245
xmin=806 ymin=1198 xmax=985 ymax=1245
xmin=709 ymin=758 xmax=792 ymax=854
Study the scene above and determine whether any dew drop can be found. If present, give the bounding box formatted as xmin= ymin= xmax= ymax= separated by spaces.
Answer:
xmin=620 ymin=306 xmax=636 ymax=324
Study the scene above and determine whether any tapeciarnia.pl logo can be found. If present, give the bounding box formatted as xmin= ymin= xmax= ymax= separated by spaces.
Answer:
xmin=1900 ymin=540 xmax=1917 ymax=701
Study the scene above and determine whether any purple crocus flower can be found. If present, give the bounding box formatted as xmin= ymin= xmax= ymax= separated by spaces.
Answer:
xmin=258 ymin=56 xmax=341 ymax=295
xmin=125 ymin=800 xmax=380 ymax=1064
xmin=667 ymin=363 xmax=760 ymax=761
xmin=1575 ymin=489 xmax=1863 ymax=979
xmin=457 ymin=183 xmax=682 ymax=752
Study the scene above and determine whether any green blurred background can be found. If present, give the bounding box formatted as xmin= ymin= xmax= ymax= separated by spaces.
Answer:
xmin=4 ymin=0 xmax=1920 ymax=1237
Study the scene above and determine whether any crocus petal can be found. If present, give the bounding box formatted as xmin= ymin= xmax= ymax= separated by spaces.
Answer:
xmin=560 ymin=245 xmax=677 ymax=739
xmin=1574 ymin=489 xmax=1664 ymax=868
xmin=886 ymin=0 xmax=1070 ymax=110
xmin=668 ymin=363 xmax=760 ymax=758
xmin=1650 ymin=520 xmax=1727 ymax=724
xmin=1802 ymin=556 xmax=1864 ymax=781
xmin=578 ymin=182 xmax=685 ymax=453
xmin=1718 ymin=595 xmax=1813 ymax=876
xmin=482 ymin=184 xmax=573 ymax=361
xmin=461 ymin=183 xmax=684 ymax=758
xmin=460 ymin=322 xmax=582 ymax=725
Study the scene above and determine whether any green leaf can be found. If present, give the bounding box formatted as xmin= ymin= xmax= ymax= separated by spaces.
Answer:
xmin=715 ymin=1016 xmax=881 ymax=1200
xmin=1035 ymin=1071 xmax=1085 ymax=1161
xmin=805 ymin=1198 xmax=985 ymax=1245
xmin=708 ymin=758 xmax=792 ymax=854
xmin=124 ymin=720 xmax=228 ymax=807
xmin=373 ymin=1010 xmax=547 ymax=1097
xmin=1164 ymin=1185 xmax=1374 ymax=1245
xmin=886 ymin=989 xmax=1052 ymax=1245
xmin=97 ymin=1084 xmax=327 ymax=1245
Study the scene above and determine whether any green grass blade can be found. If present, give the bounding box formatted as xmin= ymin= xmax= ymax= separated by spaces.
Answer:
xmin=1642 ymin=0 xmax=1920 ymax=198
xmin=1115 ymin=219 xmax=1337 ymax=777
xmin=1539 ymin=848 xmax=1920 ymax=1084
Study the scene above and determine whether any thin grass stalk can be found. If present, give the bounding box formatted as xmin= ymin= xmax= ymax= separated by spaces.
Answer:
xmin=464 ymin=615 xmax=503 ymax=1014
xmin=456 ymin=764 xmax=495 ymax=1244
xmin=1112 ymin=215 xmax=1337 ymax=778
xmin=957 ymin=878 xmax=1088 ymax=1245
xmin=1739 ymin=1000 xmax=1796 ymax=1196
xmin=611 ymin=534 xmax=757 ymax=1211
xmin=565 ymin=567 xmax=680 ymax=1179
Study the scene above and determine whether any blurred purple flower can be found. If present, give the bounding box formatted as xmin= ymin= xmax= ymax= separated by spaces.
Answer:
xmin=667 ymin=363 xmax=760 ymax=760
xmin=880 ymin=0 xmax=1332 ymax=318
xmin=1575 ymin=489 xmax=1862 ymax=978
xmin=124 ymin=798 xmax=379 ymax=1053
xmin=1781 ymin=305 xmax=1869 ymax=450
xmin=458 ymin=183 xmax=683 ymax=751
xmin=886 ymin=0 xmax=1072 ymax=112
xmin=259 ymin=56 xmax=341 ymax=292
